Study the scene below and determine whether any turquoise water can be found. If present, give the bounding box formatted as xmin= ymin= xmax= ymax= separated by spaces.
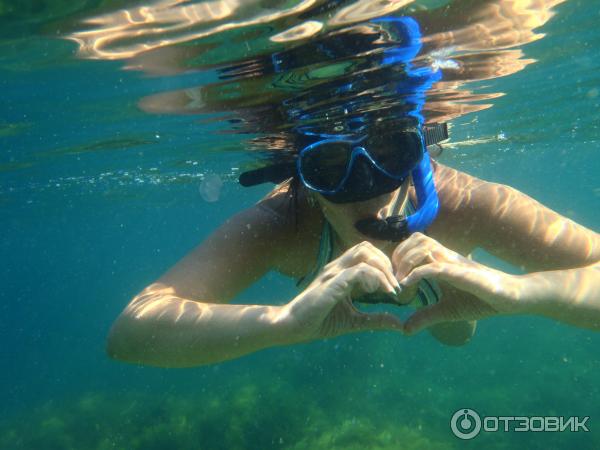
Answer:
xmin=1 ymin=1 xmax=599 ymax=449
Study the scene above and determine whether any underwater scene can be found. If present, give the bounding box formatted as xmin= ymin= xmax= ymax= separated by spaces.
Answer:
xmin=1 ymin=0 xmax=599 ymax=449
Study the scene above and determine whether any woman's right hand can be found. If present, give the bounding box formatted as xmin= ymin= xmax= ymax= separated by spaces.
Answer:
xmin=276 ymin=241 xmax=405 ymax=344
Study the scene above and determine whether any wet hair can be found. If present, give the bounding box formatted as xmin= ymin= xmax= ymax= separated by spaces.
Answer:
xmin=257 ymin=172 xmax=305 ymax=231
xmin=240 ymin=131 xmax=297 ymax=226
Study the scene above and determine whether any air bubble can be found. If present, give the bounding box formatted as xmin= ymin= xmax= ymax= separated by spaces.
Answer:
xmin=199 ymin=174 xmax=223 ymax=202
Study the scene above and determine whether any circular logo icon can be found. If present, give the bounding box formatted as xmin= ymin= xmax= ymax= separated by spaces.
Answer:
xmin=450 ymin=408 xmax=482 ymax=440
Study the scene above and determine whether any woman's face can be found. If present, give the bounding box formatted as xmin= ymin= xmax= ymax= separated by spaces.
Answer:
xmin=317 ymin=190 xmax=394 ymax=223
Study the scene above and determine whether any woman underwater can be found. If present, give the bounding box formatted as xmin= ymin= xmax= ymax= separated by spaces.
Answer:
xmin=106 ymin=17 xmax=600 ymax=368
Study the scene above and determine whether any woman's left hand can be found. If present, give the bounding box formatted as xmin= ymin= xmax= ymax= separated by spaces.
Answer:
xmin=391 ymin=233 xmax=529 ymax=335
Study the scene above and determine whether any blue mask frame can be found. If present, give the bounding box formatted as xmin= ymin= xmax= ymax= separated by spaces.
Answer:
xmin=296 ymin=134 xmax=413 ymax=195
xmin=296 ymin=128 xmax=439 ymax=240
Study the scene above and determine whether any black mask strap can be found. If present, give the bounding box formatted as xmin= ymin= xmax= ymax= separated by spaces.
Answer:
xmin=238 ymin=163 xmax=295 ymax=187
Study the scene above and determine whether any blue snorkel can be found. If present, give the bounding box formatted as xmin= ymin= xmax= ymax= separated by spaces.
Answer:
xmin=354 ymin=17 xmax=442 ymax=241
xmin=408 ymin=148 xmax=439 ymax=233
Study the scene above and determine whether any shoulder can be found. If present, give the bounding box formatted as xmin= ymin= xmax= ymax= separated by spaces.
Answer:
xmin=428 ymin=161 xmax=600 ymax=270
xmin=427 ymin=160 xmax=520 ymax=215
xmin=432 ymin=161 xmax=537 ymax=222
xmin=254 ymin=181 xmax=325 ymax=277
xmin=156 ymin=182 xmax=324 ymax=301
xmin=422 ymin=161 xmax=506 ymax=253
xmin=432 ymin=161 xmax=492 ymax=211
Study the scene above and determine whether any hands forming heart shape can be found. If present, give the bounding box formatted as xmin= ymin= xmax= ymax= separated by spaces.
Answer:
xmin=279 ymin=233 xmax=529 ymax=343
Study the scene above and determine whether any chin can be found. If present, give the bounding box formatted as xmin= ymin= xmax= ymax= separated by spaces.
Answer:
xmin=354 ymin=191 xmax=396 ymax=209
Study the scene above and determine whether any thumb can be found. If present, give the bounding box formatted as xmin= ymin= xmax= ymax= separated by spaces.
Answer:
xmin=404 ymin=303 xmax=446 ymax=335
xmin=353 ymin=311 xmax=405 ymax=333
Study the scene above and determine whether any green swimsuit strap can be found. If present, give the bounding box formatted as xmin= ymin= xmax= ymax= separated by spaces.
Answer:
xmin=296 ymin=220 xmax=334 ymax=290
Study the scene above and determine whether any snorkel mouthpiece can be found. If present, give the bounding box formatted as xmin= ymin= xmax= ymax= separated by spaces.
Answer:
xmin=354 ymin=150 xmax=439 ymax=241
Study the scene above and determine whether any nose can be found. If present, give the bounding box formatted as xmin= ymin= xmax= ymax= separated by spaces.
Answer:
xmin=347 ymin=151 xmax=375 ymax=189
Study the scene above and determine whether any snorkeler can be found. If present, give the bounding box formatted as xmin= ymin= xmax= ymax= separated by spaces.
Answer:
xmin=105 ymin=17 xmax=600 ymax=368
xmin=106 ymin=117 xmax=600 ymax=367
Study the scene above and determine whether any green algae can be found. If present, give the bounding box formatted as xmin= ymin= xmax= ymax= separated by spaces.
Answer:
xmin=0 ymin=383 xmax=455 ymax=450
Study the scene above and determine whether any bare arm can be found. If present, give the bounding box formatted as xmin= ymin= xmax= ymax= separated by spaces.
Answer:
xmin=470 ymin=184 xmax=599 ymax=272
xmin=107 ymin=283 xmax=290 ymax=367
xmin=107 ymin=193 xmax=403 ymax=367
xmin=522 ymin=261 xmax=600 ymax=330
xmin=107 ymin=201 xmax=295 ymax=367
xmin=392 ymin=234 xmax=600 ymax=334
xmin=433 ymin=164 xmax=600 ymax=271
xmin=443 ymin=167 xmax=600 ymax=329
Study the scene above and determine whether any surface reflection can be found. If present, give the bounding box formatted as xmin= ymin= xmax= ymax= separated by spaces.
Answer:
xmin=64 ymin=0 xmax=566 ymax=153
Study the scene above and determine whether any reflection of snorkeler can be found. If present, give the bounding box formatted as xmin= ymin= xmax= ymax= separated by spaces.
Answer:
xmin=106 ymin=117 xmax=600 ymax=367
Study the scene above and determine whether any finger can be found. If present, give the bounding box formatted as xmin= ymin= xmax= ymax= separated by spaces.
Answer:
xmin=399 ymin=262 xmax=488 ymax=300
xmin=344 ymin=262 xmax=398 ymax=298
xmin=399 ymin=262 xmax=447 ymax=288
xmin=394 ymin=245 xmax=436 ymax=284
xmin=392 ymin=233 xmax=442 ymax=281
xmin=391 ymin=232 xmax=429 ymax=268
xmin=391 ymin=232 xmax=427 ymax=257
xmin=331 ymin=242 xmax=400 ymax=292
xmin=309 ymin=262 xmax=396 ymax=316
xmin=404 ymin=303 xmax=446 ymax=335
xmin=352 ymin=310 xmax=405 ymax=333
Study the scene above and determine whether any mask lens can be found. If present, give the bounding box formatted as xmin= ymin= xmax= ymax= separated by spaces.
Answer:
xmin=365 ymin=130 xmax=423 ymax=176
xmin=300 ymin=141 xmax=352 ymax=190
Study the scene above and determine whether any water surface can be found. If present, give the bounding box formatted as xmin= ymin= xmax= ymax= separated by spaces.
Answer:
xmin=1 ymin=1 xmax=599 ymax=449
